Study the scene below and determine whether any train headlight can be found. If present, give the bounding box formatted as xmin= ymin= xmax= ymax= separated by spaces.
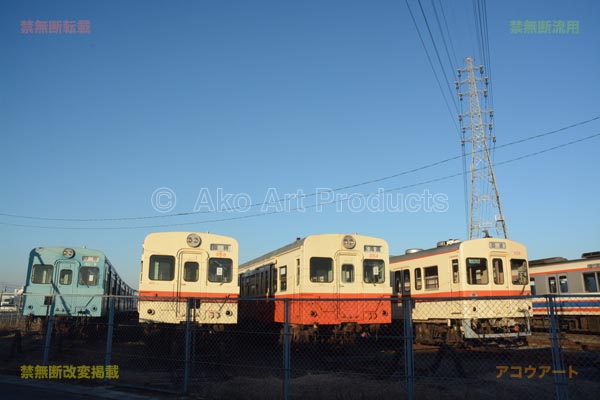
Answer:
xmin=186 ymin=234 xmax=202 ymax=248
xmin=342 ymin=235 xmax=356 ymax=249
xmin=225 ymin=310 xmax=233 ymax=317
xmin=147 ymin=309 xmax=155 ymax=315
xmin=63 ymin=248 xmax=75 ymax=258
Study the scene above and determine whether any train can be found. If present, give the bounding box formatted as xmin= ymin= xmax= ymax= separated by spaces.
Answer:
xmin=138 ymin=232 xmax=239 ymax=329
xmin=529 ymin=251 xmax=600 ymax=333
xmin=238 ymin=234 xmax=391 ymax=343
xmin=390 ymin=238 xmax=532 ymax=345
xmin=22 ymin=246 xmax=136 ymax=319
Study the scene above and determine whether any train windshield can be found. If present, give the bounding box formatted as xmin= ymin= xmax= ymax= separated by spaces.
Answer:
xmin=78 ymin=267 xmax=100 ymax=286
xmin=364 ymin=259 xmax=385 ymax=284
xmin=310 ymin=257 xmax=333 ymax=282
xmin=510 ymin=259 xmax=528 ymax=285
xmin=466 ymin=258 xmax=489 ymax=285
xmin=31 ymin=264 xmax=53 ymax=284
xmin=208 ymin=258 xmax=233 ymax=283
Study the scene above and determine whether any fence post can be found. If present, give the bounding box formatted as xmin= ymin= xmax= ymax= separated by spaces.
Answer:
xmin=104 ymin=296 xmax=115 ymax=384
xmin=283 ymin=299 xmax=291 ymax=400
xmin=403 ymin=297 xmax=415 ymax=400
xmin=183 ymin=298 xmax=192 ymax=394
xmin=42 ymin=296 xmax=56 ymax=366
xmin=547 ymin=295 xmax=568 ymax=400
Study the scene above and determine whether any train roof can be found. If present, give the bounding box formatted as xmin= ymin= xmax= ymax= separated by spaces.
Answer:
xmin=240 ymin=237 xmax=307 ymax=271
xmin=30 ymin=246 xmax=105 ymax=256
xmin=390 ymin=241 xmax=462 ymax=264
xmin=529 ymin=251 xmax=600 ymax=268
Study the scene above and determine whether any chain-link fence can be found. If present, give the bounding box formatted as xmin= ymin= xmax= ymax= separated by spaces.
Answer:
xmin=2 ymin=294 xmax=599 ymax=399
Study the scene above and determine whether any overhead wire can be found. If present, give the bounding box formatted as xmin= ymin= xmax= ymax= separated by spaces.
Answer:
xmin=1 ymin=115 xmax=599 ymax=223
xmin=1 ymin=131 xmax=599 ymax=230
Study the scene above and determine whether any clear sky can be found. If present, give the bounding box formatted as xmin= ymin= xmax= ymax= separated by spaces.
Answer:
xmin=1 ymin=0 xmax=599 ymax=289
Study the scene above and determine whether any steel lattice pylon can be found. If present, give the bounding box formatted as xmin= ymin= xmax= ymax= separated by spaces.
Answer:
xmin=457 ymin=57 xmax=508 ymax=239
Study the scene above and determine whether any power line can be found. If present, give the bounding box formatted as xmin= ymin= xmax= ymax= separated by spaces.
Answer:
xmin=2 ymin=131 xmax=598 ymax=231
xmin=404 ymin=0 xmax=461 ymax=136
xmin=1 ymin=115 xmax=598 ymax=223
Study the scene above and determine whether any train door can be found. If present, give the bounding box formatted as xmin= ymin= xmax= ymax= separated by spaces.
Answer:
xmin=336 ymin=252 xmax=360 ymax=320
xmin=448 ymin=258 xmax=462 ymax=316
xmin=491 ymin=255 xmax=509 ymax=294
xmin=177 ymin=251 xmax=204 ymax=320
xmin=55 ymin=260 xmax=77 ymax=314
xmin=392 ymin=269 xmax=411 ymax=319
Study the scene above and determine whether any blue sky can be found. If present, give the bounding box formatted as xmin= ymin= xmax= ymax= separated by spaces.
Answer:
xmin=1 ymin=0 xmax=599 ymax=288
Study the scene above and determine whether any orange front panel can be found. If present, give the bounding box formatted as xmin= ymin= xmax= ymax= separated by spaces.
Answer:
xmin=273 ymin=294 xmax=392 ymax=325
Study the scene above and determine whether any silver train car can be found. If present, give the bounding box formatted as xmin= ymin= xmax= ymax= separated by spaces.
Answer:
xmin=529 ymin=251 xmax=600 ymax=333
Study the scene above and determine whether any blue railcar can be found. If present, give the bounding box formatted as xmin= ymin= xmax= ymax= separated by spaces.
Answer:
xmin=22 ymin=247 xmax=136 ymax=318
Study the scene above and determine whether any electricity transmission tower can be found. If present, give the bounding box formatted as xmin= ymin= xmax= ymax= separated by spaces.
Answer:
xmin=456 ymin=57 xmax=508 ymax=239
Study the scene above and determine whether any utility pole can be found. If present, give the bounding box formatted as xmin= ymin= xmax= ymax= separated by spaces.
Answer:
xmin=456 ymin=57 xmax=508 ymax=239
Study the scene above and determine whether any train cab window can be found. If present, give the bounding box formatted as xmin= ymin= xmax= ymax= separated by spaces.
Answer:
xmin=31 ymin=264 xmax=53 ymax=284
xmin=510 ymin=259 xmax=528 ymax=285
xmin=279 ymin=266 xmax=287 ymax=291
xmin=466 ymin=258 xmax=489 ymax=285
xmin=548 ymin=277 xmax=557 ymax=293
xmin=342 ymin=264 xmax=355 ymax=283
xmin=79 ymin=267 xmax=99 ymax=286
xmin=59 ymin=270 xmax=72 ymax=285
xmin=414 ymin=268 xmax=422 ymax=290
xmin=183 ymin=262 xmax=199 ymax=282
xmin=208 ymin=258 xmax=233 ymax=283
xmin=310 ymin=257 xmax=333 ymax=283
xmin=424 ymin=266 xmax=439 ymax=289
xmin=530 ymin=277 xmax=536 ymax=295
xmin=492 ymin=259 xmax=504 ymax=285
xmin=363 ymin=260 xmax=385 ymax=283
xmin=583 ymin=272 xmax=598 ymax=292
xmin=452 ymin=259 xmax=459 ymax=283
xmin=149 ymin=255 xmax=175 ymax=281
xmin=559 ymin=276 xmax=568 ymax=293
xmin=296 ymin=259 xmax=300 ymax=286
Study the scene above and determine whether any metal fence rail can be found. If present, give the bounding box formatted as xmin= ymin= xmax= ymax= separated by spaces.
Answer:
xmin=2 ymin=294 xmax=599 ymax=399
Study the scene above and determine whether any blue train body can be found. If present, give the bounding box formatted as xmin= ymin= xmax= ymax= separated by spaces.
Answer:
xmin=22 ymin=247 xmax=136 ymax=318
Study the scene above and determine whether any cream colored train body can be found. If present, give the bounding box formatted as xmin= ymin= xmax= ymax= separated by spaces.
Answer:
xmin=390 ymin=238 xmax=532 ymax=344
xmin=239 ymin=234 xmax=391 ymax=341
xmin=139 ymin=232 xmax=238 ymax=326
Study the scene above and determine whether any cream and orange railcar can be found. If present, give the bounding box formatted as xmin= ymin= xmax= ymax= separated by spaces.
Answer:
xmin=238 ymin=234 xmax=391 ymax=341
xmin=139 ymin=232 xmax=238 ymax=327
xmin=390 ymin=238 xmax=532 ymax=344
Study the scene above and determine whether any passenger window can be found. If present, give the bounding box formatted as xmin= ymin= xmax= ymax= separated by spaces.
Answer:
xmin=466 ymin=258 xmax=489 ymax=285
xmin=511 ymin=259 xmax=528 ymax=284
xmin=183 ymin=262 xmax=199 ymax=282
xmin=530 ymin=277 xmax=536 ymax=295
xmin=79 ymin=267 xmax=100 ymax=286
xmin=424 ymin=266 xmax=439 ymax=289
xmin=149 ymin=255 xmax=175 ymax=281
xmin=452 ymin=259 xmax=459 ymax=283
xmin=548 ymin=277 xmax=557 ymax=294
xmin=59 ymin=270 xmax=72 ymax=285
xmin=559 ymin=275 xmax=568 ymax=293
xmin=280 ymin=266 xmax=287 ymax=291
xmin=492 ymin=259 xmax=504 ymax=284
xmin=342 ymin=264 xmax=354 ymax=283
xmin=208 ymin=258 xmax=233 ymax=283
xmin=310 ymin=257 xmax=333 ymax=282
xmin=415 ymin=268 xmax=422 ymax=290
xmin=363 ymin=260 xmax=385 ymax=283
xmin=583 ymin=273 xmax=598 ymax=292
xmin=31 ymin=264 xmax=53 ymax=284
